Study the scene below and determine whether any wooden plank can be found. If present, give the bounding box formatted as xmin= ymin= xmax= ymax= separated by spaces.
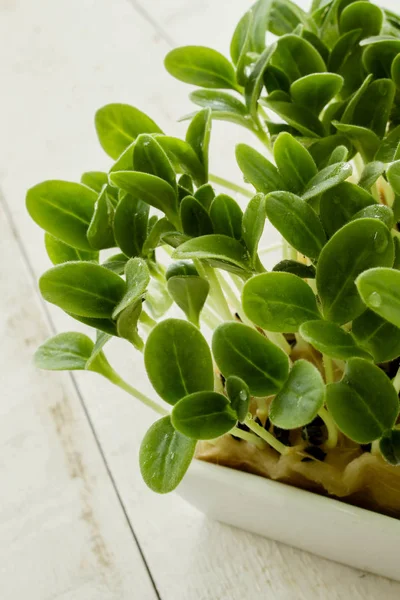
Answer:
xmin=0 ymin=198 xmax=159 ymax=600
xmin=1 ymin=0 xmax=400 ymax=598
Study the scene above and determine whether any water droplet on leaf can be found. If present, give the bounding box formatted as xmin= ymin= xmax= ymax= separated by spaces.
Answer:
xmin=368 ymin=292 xmax=382 ymax=308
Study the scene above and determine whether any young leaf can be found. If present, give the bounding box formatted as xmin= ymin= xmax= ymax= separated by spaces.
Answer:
xmin=172 ymin=235 xmax=251 ymax=274
xmin=26 ymin=181 xmax=97 ymax=251
xmin=112 ymin=257 xmax=149 ymax=319
xmin=134 ymin=134 xmax=177 ymax=191
xmin=308 ymin=135 xmax=352 ymax=169
xmin=172 ymin=391 xmax=237 ymax=440
xmin=380 ymin=430 xmax=400 ymax=466
xmin=328 ymin=145 xmax=349 ymax=165
xmin=340 ymin=2 xmax=383 ymax=38
xmin=67 ymin=313 xmax=118 ymax=336
xmin=194 ymin=183 xmax=215 ymax=211
xmin=142 ymin=218 xmax=176 ymax=257
xmin=139 ymin=416 xmax=196 ymax=493
xmin=109 ymin=171 xmax=179 ymax=228
xmin=145 ymin=277 xmax=173 ymax=319
xmin=81 ymin=171 xmax=108 ymax=193
xmin=343 ymin=79 xmax=396 ymax=139
xmin=87 ymin=185 xmax=116 ymax=250
xmin=352 ymin=309 xmax=400 ymax=363
xmin=45 ymin=233 xmax=98 ymax=265
xmin=262 ymin=97 xmax=325 ymax=137
xmin=39 ymin=262 xmax=126 ymax=318
xmin=34 ymin=332 xmax=94 ymax=371
xmin=186 ymin=108 xmax=212 ymax=177
xmin=265 ymin=191 xmax=326 ymax=259
xmin=166 ymin=261 xmax=198 ymax=279
xmin=264 ymin=65 xmax=291 ymax=94
xmin=328 ymin=28 xmax=363 ymax=73
xmin=269 ymin=360 xmax=325 ymax=429
xmin=320 ymin=181 xmax=376 ymax=237
xmin=95 ymin=104 xmax=162 ymax=159
xmin=358 ymin=161 xmax=386 ymax=191
xmin=317 ymin=219 xmax=394 ymax=324
xmin=273 ymin=133 xmax=317 ymax=194
xmin=326 ymin=358 xmax=399 ymax=443
xmin=230 ymin=10 xmax=252 ymax=64
xmin=299 ymin=320 xmax=372 ymax=360
xmin=167 ymin=276 xmax=209 ymax=327
xmin=245 ymin=44 xmax=277 ymax=122
xmin=113 ymin=193 xmax=149 ymax=258
xmin=242 ymin=193 xmax=266 ymax=269
xmin=144 ymin=319 xmax=214 ymax=405
xmin=212 ymin=322 xmax=289 ymax=396
xmin=302 ymin=161 xmax=353 ymax=201
xmin=102 ymin=253 xmax=129 ymax=275
xmin=271 ymin=34 xmax=326 ymax=83
xmin=180 ymin=196 xmax=214 ymax=237
xmin=272 ymin=260 xmax=316 ymax=279
xmin=236 ymin=143 xmax=286 ymax=193
xmin=164 ymin=46 xmax=237 ymax=90
xmin=356 ymin=267 xmax=400 ymax=328
xmin=225 ymin=376 xmax=250 ymax=423
xmin=209 ymin=194 xmax=243 ymax=240
xmin=156 ymin=136 xmax=206 ymax=186
xmin=387 ymin=160 xmax=400 ymax=196
xmin=250 ymin=0 xmax=274 ymax=54
xmin=117 ymin=300 xmax=144 ymax=350
xmin=243 ymin=272 xmax=320 ymax=332
xmin=351 ymin=204 xmax=394 ymax=230
xmin=290 ymin=73 xmax=344 ymax=115
xmin=333 ymin=122 xmax=380 ymax=162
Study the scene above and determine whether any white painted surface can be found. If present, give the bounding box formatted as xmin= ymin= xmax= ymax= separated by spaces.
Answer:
xmin=1 ymin=0 xmax=400 ymax=598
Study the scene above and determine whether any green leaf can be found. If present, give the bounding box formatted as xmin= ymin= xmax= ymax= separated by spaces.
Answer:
xmin=265 ymin=191 xmax=326 ymax=259
xmin=290 ymin=73 xmax=344 ymax=115
xmin=333 ymin=122 xmax=380 ymax=162
xmin=328 ymin=28 xmax=363 ymax=73
xmin=95 ymin=104 xmax=162 ymax=159
xmin=375 ymin=125 xmax=400 ymax=162
xmin=236 ymin=143 xmax=285 ymax=194
xmin=102 ymin=253 xmax=129 ymax=275
xmin=190 ymin=89 xmax=249 ymax=120
xmin=264 ymin=65 xmax=291 ymax=94
xmin=85 ymin=330 xmax=112 ymax=372
xmin=328 ymin=145 xmax=349 ymax=165
xmin=109 ymin=171 xmax=179 ymax=228
xmin=358 ymin=161 xmax=385 ymax=191
xmin=139 ymin=416 xmax=196 ymax=493
xmin=144 ymin=277 xmax=173 ymax=320
xmin=242 ymin=193 xmax=266 ymax=269
xmin=269 ymin=0 xmax=306 ymax=36
xmin=230 ymin=10 xmax=252 ymax=64
xmin=317 ymin=219 xmax=394 ymax=324
xmin=194 ymin=183 xmax=215 ymax=211
xmin=342 ymin=79 xmax=396 ymax=139
xmin=180 ymin=196 xmax=214 ymax=237
xmin=212 ymin=322 xmax=289 ymax=396
xmin=380 ymin=430 xmax=400 ymax=466
xmin=261 ymin=97 xmax=325 ymax=137
xmin=362 ymin=38 xmax=400 ymax=78
xmin=302 ymin=30 xmax=330 ymax=63
xmin=351 ymin=204 xmax=394 ymax=230
xmin=209 ymin=194 xmax=243 ymax=240
xmin=142 ymin=218 xmax=176 ymax=257
xmin=26 ymin=180 xmax=97 ymax=251
xmin=302 ymin=161 xmax=353 ymax=201
xmin=156 ymin=136 xmax=206 ymax=186
xmin=245 ymin=44 xmax=277 ymax=122
xmin=34 ymin=332 xmax=94 ymax=371
xmin=226 ymin=376 xmax=250 ymax=423
xmin=112 ymin=257 xmax=149 ymax=319
xmin=87 ymin=186 xmax=116 ymax=250
xmin=326 ymin=358 xmax=399 ymax=444
xmin=249 ymin=0 xmax=274 ymax=54
xmin=166 ymin=261 xmax=198 ymax=279
xmin=387 ymin=160 xmax=400 ymax=195
xmin=352 ymin=309 xmax=400 ymax=363
xmin=117 ymin=300 xmax=143 ymax=350
xmin=243 ymin=272 xmax=320 ymax=332
xmin=172 ymin=234 xmax=251 ymax=274
xmin=269 ymin=360 xmax=325 ymax=429
xmin=134 ymin=134 xmax=177 ymax=191
xmin=186 ymin=108 xmax=212 ymax=178
xmin=144 ymin=319 xmax=214 ymax=405
xmin=39 ymin=262 xmax=125 ymax=318
xmin=45 ymin=233 xmax=98 ymax=265
xmin=320 ymin=181 xmax=376 ymax=237
xmin=356 ymin=267 xmax=400 ymax=328
xmin=167 ymin=276 xmax=209 ymax=327
xmin=391 ymin=53 xmax=400 ymax=90
xmin=113 ymin=193 xmax=149 ymax=258
xmin=300 ymin=320 xmax=372 ymax=360
xmin=172 ymin=391 xmax=237 ymax=440
xmin=110 ymin=141 xmax=135 ymax=173
xmin=80 ymin=171 xmax=108 ymax=193
xmin=273 ymin=133 xmax=317 ymax=194
xmin=66 ymin=313 xmax=118 ymax=336
xmin=178 ymin=174 xmax=194 ymax=195
xmin=272 ymin=260 xmax=316 ymax=279
xmin=340 ymin=1 xmax=383 ymax=38
xmin=271 ymin=34 xmax=326 ymax=83
xmin=164 ymin=46 xmax=237 ymax=90
xmin=308 ymin=135 xmax=352 ymax=169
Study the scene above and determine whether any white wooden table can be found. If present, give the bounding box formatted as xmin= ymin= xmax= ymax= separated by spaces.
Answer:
xmin=1 ymin=1 xmax=400 ymax=598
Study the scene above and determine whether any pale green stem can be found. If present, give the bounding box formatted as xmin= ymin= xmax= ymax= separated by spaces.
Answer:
xmin=323 ymin=354 xmax=335 ymax=384
xmin=201 ymin=306 xmax=222 ymax=330
xmin=392 ymin=366 xmax=400 ymax=394
xmin=352 ymin=153 xmax=364 ymax=181
xmin=197 ymin=262 xmax=232 ymax=322
xmin=255 ymin=397 xmax=269 ymax=422
xmin=107 ymin=371 xmax=169 ymax=417
xmin=245 ymin=415 xmax=289 ymax=455
xmin=371 ymin=440 xmax=381 ymax=456
xmin=289 ymin=245 xmax=298 ymax=261
xmin=140 ymin=310 xmax=157 ymax=329
xmin=267 ymin=331 xmax=292 ymax=355
xmin=229 ymin=273 xmax=244 ymax=294
xmin=371 ymin=182 xmax=380 ymax=203
xmin=259 ymin=242 xmax=284 ymax=255
xmin=230 ymin=426 xmax=267 ymax=450
xmin=318 ymin=406 xmax=338 ymax=450
xmin=216 ymin=272 xmax=241 ymax=313
xmin=209 ymin=174 xmax=253 ymax=198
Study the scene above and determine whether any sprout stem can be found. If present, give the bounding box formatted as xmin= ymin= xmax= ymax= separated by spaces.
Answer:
xmin=209 ymin=174 xmax=254 ymax=198
xmin=323 ymin=354 xmax=335 ymax=384
xmin=230 ymin=426 xmax=267 ymax=450
xmin=140 ymin=310 xmax=157 ymax=330
xmin=201 ymin=306 xmax=222 ymax=330
xmin=245 ymin=415 xmax=289 ymax=455
xmin=197 ymin=262 xmax=233 ymax=322
xmin=107 ymin=371 xmax=169 ymax=417
xmin=392 ymin=366 xmax=400 ymax=394
xmin=318 ymin=406 xmax=338 ymax=450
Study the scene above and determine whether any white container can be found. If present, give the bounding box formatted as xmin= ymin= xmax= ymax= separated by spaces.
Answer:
xmin=177 ymin=460 xmax=400 ymax=581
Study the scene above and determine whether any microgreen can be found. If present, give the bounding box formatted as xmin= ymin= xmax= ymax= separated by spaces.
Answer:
xmin=28 ymin=0 xmax=400 ymax=498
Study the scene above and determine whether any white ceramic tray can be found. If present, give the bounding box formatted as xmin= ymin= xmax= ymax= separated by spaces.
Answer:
xmin=177 ymin=460 xmax=400 ymax=581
